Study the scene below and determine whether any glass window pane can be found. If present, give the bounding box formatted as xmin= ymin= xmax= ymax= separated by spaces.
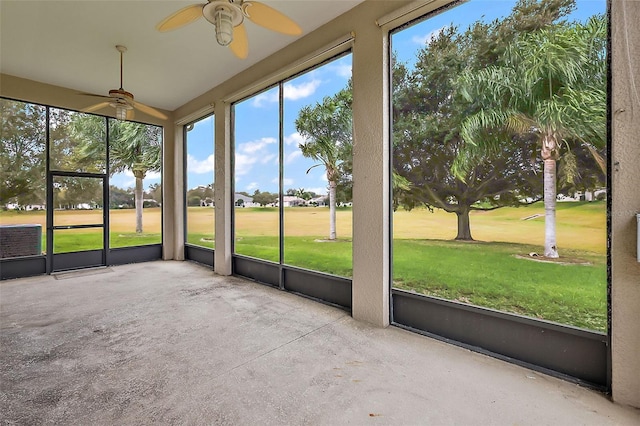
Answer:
xmin=0 ymin=99 xmax=47 ymax=258
xmin=185 ymin=115 xmax=215 ymax=249
xmin=108 ymin=119 xmax=162 ymax=247
xmin=283 ymin=54 xmax=353 ymax=277
xmin=391 ymin=0 xmax=607 ymax=331
xmin=50 ymin=108 xmax=106 ymax=173
xmin=233 ymin=86 xmax=280 ymax=263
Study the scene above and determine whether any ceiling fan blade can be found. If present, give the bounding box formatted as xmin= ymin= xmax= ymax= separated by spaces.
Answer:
xmin=242 ymin=1 xmax=302 ymax=36
xmin=156 ymin=4 xmax=205 ymax=32
xmin=82 ymin=102 xmax=111 ymax=113
xmin=79 ymin=92 xmax=111 ymax=100
xmin=229 ymin=23 xmax=249 ymax=59
xmin=134 ymin=101 xmax=168 ymax=120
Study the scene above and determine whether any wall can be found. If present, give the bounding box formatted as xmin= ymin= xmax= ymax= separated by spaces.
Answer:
xmin=611 ymin=0 xmax=640 ymax=409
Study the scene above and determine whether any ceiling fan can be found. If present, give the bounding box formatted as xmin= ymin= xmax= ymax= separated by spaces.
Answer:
xmin=81 ymin=45 xmax=167 ymax=121
xmin=156 ymin=0 xmax=302 ymax=59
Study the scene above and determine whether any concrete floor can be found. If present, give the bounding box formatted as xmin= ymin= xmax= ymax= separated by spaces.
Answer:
xmin=1 ymin=261 xmax=638 ymax=425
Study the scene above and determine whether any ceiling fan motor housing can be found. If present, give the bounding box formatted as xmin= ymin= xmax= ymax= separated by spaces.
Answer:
xmin=204 ymin=1 xmax=244 ymax=46
xmin=108 ymin=89 xmax=134 ymax=121
xmin=203 ymin=1 xmax=243 ymax=25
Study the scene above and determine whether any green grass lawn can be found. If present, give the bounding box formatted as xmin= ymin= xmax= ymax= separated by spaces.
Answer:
xmin=50 ymin=232 xmax=161 ymax=252
xmin=230 ymin=234 xmax=606 ymax=331
xmin=2 ymin=203 xmax=607 ymax=331
xmin=393 ymin=239 xmax=606 ymax=331
xmin=186 ymin=233 xmax=215 ymax=248
xmin=235 ymin=236 xmax=353 ymax=276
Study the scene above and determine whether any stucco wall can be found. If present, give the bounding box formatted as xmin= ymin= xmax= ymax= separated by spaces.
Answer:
xmin=611 ymin=0 xmax=640 ymax=409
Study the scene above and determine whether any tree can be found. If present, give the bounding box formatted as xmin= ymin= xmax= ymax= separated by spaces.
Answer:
xmin=110 ymin=121 xmax=161 ymax=233
xmin=455 ymin=13 xmax=606 ymax=256
xmin=73 ymin=117 xmax=162 ymax=233
xmin=53 ymin=176 xmax=103 ymax=209
xmin=110 ymin=185 xmax=134 ymax=209
xmin=295 ymin=86 xmax=352 ymax=240
xmin=146 ymin=183 xmax=162 ymax=205
xmin=186 ymin=184 xmax=213 ymax=206
xmin=295 ymin=188 xmax=312 ymax=201
xmin=392 ymin=12 xmax=550 ymax=240
xmin=252 ymin=189 xmax=277 ymax=206
xmin=0 ymin=99 xmax=46 ymax=207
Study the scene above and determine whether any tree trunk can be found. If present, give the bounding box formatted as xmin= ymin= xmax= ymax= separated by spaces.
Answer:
xmin=455 ymin=206 xmax=473 ymax=241
xmin=328 ymin=180 xmax=337 ymax=240
xmin=543 ymin=158 xmax=558 ymax=258
xmin=134 ymin=172 xmax=144 ymax=234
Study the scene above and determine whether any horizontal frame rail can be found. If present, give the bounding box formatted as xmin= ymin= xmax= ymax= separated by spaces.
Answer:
xmin=391 ymin=289 xmax=608 ymax=388
xmin=232 ymin=255 xmax=352 ymax=310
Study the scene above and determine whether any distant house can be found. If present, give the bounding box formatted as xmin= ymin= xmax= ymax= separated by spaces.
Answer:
xmin=308 ymin=196 xmax=327 ymax=207
xmin=5 ymin=203 xmax=46 ymax=211
xmin=558 ymin=188 xmax=607 ymax=202
xmin=234 ymin=193 xmax=256 ymax=207
xmin=279 ymin=196 xmax=306 ymax=207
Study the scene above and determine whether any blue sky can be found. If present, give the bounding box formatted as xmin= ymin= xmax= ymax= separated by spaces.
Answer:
xmin=174 ymin=0 xmax=604 ymax=196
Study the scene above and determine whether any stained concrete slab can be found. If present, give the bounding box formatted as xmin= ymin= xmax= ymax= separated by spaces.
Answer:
xmin=1 ymin=260 xmax=638 ymax=425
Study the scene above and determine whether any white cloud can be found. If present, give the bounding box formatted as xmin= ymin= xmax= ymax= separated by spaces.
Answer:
xmin=331 ymin=62 xmax=352 ymax=79
xmin=251 ymin=79 xmax=322 ymax=107
xmin=260 ymin=153 xmax=277 ymax=165
xmin=285 ymin=150 xmax=302 ymax=164
xmin=251 ymin=91 xmax=278 ymax=107
xmin=235 ymin=137 xmax=277 ymax=176
xmin=320 ymin=172 xmax=328 ymax=182
xmin=283 ymin=79 xmax=321 ymax=101
xmin=246 ymin=182 xmax=258 ymax=191
xmin=271 ymin=177 xmax=294 ymax=186
xmin=284 ymin=131 xmax=305 ymax=146
xmin=239 ymin=137 xmax=277 ymax=154
xmin=412 ymin=26 xmax=446 ymax=46
xmin=187 ymin=153 xmax=214 ymax=174
xmin=235 ymin=153 xmax=257 ymax=176
xmin=306 ymin=186 xmax=327 ymax=196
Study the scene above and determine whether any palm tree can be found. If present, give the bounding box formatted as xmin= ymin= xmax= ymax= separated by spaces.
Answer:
xmin=295 ymin=88 xmax=352 ymax=240
xmin=455 ymin=16 xmax=606 ymax=258
xmin=72 ymin=116 xmax=161 ymax=233
xmin=109 ymin=121 xmax=162 ymax=233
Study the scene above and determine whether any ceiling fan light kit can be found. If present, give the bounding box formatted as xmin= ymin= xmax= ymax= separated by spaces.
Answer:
xmin=156 ymin=0 xmax=302 ymax=59
xmin=204 ymin=1 xmax=242 ymax=46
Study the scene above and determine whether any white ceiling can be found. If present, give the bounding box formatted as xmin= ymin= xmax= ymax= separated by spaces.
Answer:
xmin=0 ymin=0 xmax=363 ymax=112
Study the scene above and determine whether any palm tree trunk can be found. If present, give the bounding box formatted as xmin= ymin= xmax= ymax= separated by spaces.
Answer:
xmin=543 ymin=158 xmax=559 ymax=258
xmin=328 ymin=180 xmax=337 ymax=240
xmin=134 ymin=173 xmax=144 ymax=234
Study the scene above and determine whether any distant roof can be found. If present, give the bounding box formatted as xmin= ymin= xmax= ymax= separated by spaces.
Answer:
xmin=234 ymin=193 xmax=253 ymax=202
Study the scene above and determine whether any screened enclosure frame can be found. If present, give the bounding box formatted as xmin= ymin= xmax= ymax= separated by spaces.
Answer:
xmin=183 ymin=112 xmax=216 ymax=268
xmin=0 ymin=97 xmax=163 ymax=279
xmin=385 ymin=0 xmax=612 ymax=390
xmin=227 ymin=50 xmax=354 ymax=309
